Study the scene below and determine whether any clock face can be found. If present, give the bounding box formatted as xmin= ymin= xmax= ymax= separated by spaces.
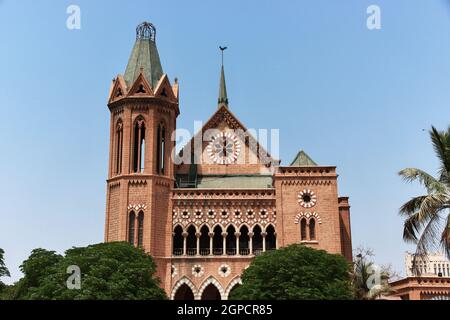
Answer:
xmin=207 ymin=132 xmax=241 ymax=164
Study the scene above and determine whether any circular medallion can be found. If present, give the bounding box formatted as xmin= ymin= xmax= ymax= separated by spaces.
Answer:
xmin=207 ymin=132 xmax=241 ymax=164
xmin=298 ymin=190 xmax=317 ymax=208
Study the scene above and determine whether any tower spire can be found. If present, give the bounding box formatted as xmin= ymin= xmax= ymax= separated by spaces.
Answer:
xmin=124 ymin=22 xmax=164 ymax=89
xmin=218 ymin=46 xmax=228 ymax=108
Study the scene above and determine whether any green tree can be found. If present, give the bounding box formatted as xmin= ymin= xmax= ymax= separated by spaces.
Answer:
xmin=229 ymin=245 xmax=354 ymax=300
xmin=399 ymin=126 xmax=450 ymax=260
xmin=15 ymin=242 xmax=167 ymax=300
xmin=0 ymin=248 xmax=10 ymax=294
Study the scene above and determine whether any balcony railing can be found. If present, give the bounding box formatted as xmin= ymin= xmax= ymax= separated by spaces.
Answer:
xmin=186 ymin=248 xmax=197 ymax=256
xmin=172 ymin=247 xmax=269 ymax=257
xmin=254 ymin=249 xmax=264 ymax=256
xmin=239 ymin=248 xmax=250 ymax=256
xmin=173 ymin=248 xmax=183 ymax=256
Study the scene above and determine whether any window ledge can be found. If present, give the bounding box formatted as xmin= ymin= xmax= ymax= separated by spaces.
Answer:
xmin=300 ymin=240 xmax=319 ymax=244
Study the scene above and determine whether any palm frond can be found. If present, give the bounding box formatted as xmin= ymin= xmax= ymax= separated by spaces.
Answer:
xmin=398 ymin=168 xmax=447 ymax=193
xmin=430 ymin=126 xmax=450 ymax=185
xmin=399 ymin=195 xmax=427 ymax=216
xmin=401 ymin=193 xmax=449 ymax=244
xmin=441 ymin=213 xmax=450 ymax=259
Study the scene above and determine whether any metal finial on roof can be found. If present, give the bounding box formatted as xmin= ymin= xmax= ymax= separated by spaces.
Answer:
xmin=218 ymin=46 xmax=229 ymax=107
xmin=136 ymin=22 xmax=156 ymax=41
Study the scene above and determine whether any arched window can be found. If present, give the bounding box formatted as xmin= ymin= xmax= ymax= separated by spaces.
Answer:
xmin=266 ymin=225 xmax=276 ymax=250
xmin=133 ymin=118 xmax=146 ymax=173
xmin=300 ymin=218 xmax=307 ymax=241
xmin=186 ymin=225 xmax=197 ymax=256
xmin=199 ymin=225 xmax=210 ymax=256
xmin=226 ymin=225 xmax=236 ymax=255
xmin=239 ymin=225 xmax=250 ymax=256
xmin=309 ymin=218 xmax=316 ymax=240
xmin=252 ymin=225 xmax=263 ymax=255
xmin=213 ymin=226 xmax=223 ymax=255
xmin=173 ymin=225 xmax=183 ymax=256
xmin=137 ymin=211 xmax=144 ymax=247
xmin=156 ymin=123 xmax=166 ymax=175
xmin=115 ymin=120 xmax=123 ymax=174
xmin=128 ymin=211 xmax=136 ymax=245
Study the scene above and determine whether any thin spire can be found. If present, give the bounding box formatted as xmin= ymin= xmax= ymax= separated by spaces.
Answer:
xmin=218 ymin=46 xmax=228 ymax=108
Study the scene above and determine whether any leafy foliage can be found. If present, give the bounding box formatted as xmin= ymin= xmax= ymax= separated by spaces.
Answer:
xmin=14 ymin=242 xmax=167 ymax=300
xmin=0 ymin=248 xmax=10 ymax=295
xmin=399 ymin=126 xmax=450 ymax=260
xmin=229 ymin=245 xmax=354 ymax=300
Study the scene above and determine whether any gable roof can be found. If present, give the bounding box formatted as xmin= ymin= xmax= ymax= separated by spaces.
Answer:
xmin=290 ymin=150 xmax=317 ymax=166
xmin=179 ymin=105 xmax=279 ymax=165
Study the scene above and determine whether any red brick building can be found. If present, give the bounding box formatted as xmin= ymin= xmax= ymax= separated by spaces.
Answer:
xmin=104 ymin=22 xmax=353 ymax=300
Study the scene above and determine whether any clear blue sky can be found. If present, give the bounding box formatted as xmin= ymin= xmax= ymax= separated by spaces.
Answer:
xmin=1 ymin=0 xmax=450 ymax=284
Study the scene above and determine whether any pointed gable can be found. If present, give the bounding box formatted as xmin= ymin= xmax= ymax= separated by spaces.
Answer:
xmin=154 ymin=74 xmax=177 ymax=102
xmin=127 ymin=72 xmax=154 ymax=97
xmin=108 ymin=75 xmax=128 ymax=103
xmin=179 ymin=105 xmax=279 ymax=166
xmin=290 ymin=150 xmax=317 ymax=166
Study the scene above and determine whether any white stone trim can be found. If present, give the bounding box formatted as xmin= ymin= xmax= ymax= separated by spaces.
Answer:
xmin=196 ymin=277 xmax=225 ymax=300
xmin=294 ymin=212 xmax=322 ymax=224
xmin=171 ymin=277 xmax=197 ymax=300
xmin=224 ymin=277 xmax=243 ymax=300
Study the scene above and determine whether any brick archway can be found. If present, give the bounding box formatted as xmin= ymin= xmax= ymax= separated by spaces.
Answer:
xmin=197 ymin=277 xmax=225 ymax=300
xmin=171 ymin=277 xmax=197 ymax=300
xmin=224 ymin=277 xmax=242 ymax=300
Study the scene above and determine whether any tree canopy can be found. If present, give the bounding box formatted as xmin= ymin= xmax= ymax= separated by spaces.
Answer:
xmin=229 ymin=244 xmax=354 ymax=300
xmin=0 ymin=248 xmax=10 ymax=294
xmin=14 ymin=242 xmax=167 ymax=300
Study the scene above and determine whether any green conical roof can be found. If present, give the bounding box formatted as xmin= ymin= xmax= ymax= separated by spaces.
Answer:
xmin=290 ymin=150 xmax=317 ymax=166
xmin=124 ymin=22 xmax=163 ymax=88
xmin=218 ymin=65 xmax=228 ymax=107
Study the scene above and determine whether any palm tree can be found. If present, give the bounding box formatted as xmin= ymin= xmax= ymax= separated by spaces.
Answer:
xmin=399 ymin=126 xmax=450 ymax=262
xmin=353 ymin=248 xmax=393 ymax=300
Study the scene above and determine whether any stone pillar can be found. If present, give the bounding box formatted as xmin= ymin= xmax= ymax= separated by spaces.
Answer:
xmin=235 ymin=232 xmax=241 ymax=256
xmin=182 ymin=231 xmax=188 ymax=256
xmin=222 ymin=232 xmax=227 ymax=255
xmin=195 ymin=232 xmax=201 ymax=256
xmin=249 ymin=232 xmax=254 ymax=255
xmin=208 ymin=232 xmax=214 ymax=256
xmin=262 ymin=232 xmax=267 ymax=252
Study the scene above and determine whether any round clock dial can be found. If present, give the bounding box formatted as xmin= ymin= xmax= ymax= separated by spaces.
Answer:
xmin=207 ymin=132 xmax=241 ymax=164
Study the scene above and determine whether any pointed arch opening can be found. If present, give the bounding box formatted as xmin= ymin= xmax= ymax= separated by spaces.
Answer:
xmin=133 ymin=118 xmax=146 ymax=173
xmin=239 ymin=225 xmax=250 ymax=256
xmin=115 ymin=119 xmax=123 ymax=175
xmin=156 ymin=122 xmax=166 ymax=175
xmin=128 ymin=211 xmax=136 ymax=245
xmin=173 ymin=225 xmax=183 ymax=256
xmin=174 ymin=283 xmax=195 ymax=300
xmin=201 ymin=284 xmax=222 ymax=300
xmin=226 ymin=225 xmax=236 ymax=256
xmin=300 ymin=218 xmax=307 ymax=241
xmin=309 ymin=218 xmax=316 ymax=240
xmin=200 ymin=225 xmax=210 ymax=256
xmin=137 ymin=211 xmax=144 ymax=247
xmin=186 ymin=225 xmax=197 ymax=256
xmin=266 ymin=225 xmax=276 ymax=250
xmin=252 ymin=225 xmax=263 ymax=255
xmin=213 ymin=225 xmax=223 ymax=255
